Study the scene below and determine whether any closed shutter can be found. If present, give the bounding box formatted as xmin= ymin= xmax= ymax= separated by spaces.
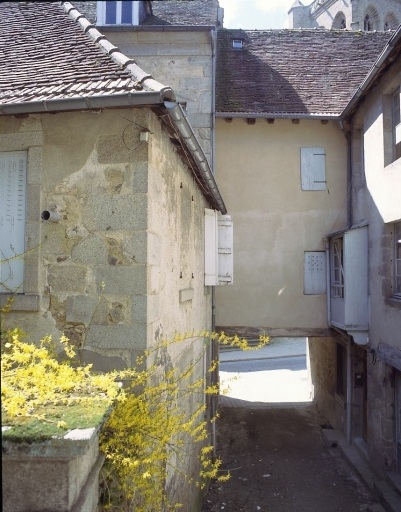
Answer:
xmin=204 ymin=208 xmax=218 ymax=286
xmin=218 ymin=215 xmax=233 ymax=285
xmin=304 ymin=251 xmax=326 ymax=294
xmin=0 ymin=152 xmax=27 ymax=292
xmin=301 ymin=147 xmax=326 ymax=190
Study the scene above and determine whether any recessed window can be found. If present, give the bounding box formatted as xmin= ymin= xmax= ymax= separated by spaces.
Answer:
xmin=331 ymin=237 xmax=344 ymax=299
xmin=395 ymin=222 xmax=401 ymax=298
xmin=232 ymin=40 xmax=243 ymax=49
xmin=364 ymin=14 xmax=373 ymax=31
xmin=97 ymin=1 xmax=139 ymax=26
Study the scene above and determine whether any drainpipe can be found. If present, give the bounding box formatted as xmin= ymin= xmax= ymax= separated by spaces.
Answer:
xmin=346 ymin=337 xmax=353 ymax=445
xmin=325 ymin=239 xmax=331 ymax=326
xmin=209 ymin=26 xmax=218 ymax=455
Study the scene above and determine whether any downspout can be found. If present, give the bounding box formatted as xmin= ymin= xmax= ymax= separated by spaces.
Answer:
xmin=209 ymin=27 xmax=218 ymax=456
xmin=164 ymin=100 xmax=227 ymax=214
xmin=346 ymin=337 xmax=353 ymax=445
xmin=325 ymin=239 xmax=331 ymax=326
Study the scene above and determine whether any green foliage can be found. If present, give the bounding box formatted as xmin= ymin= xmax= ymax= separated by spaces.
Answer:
xmin=1 ymin=328 xmax=269 ymax=511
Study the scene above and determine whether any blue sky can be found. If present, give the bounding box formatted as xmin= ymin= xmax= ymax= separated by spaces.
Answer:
xmin=219 ymin=0 xmax=296 ymax=30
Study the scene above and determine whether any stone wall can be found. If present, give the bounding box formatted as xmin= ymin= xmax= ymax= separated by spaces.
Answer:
xmin=3 ymin=427 xmax=103 ymax=512
xmin=0 ymin=106 xmax=214 ymax=509
xmin=104 ymin=28 xmax=215 ymax=164
xmin=308 ymin=336 xmax=345 ymax=430
xmin=288 ymin=0 xmax=401 ymax=30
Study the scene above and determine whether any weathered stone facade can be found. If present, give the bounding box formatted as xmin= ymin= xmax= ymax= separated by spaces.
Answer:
xmin=0 ymin=107 xmax=212 ymax=369
xmin=288 ymin=0 xmax=401 ymax=31
xmin=103 ymin=27 xmax=216 ymax=165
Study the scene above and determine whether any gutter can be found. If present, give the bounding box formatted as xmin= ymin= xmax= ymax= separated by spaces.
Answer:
xmin=341 ymin=26 xmax=401 ymax=118
xmin=164 ymin=101 xmax=227 ymax=214
xmin=0 ymin=91 xmax=171 ymax=116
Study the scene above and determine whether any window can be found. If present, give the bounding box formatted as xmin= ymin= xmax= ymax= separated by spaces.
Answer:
xmin=395 ymin=222 xmax=401 ymax=298
xmin=0 ymin=152 xmax=27 ymax=293
xmin=97 ymin=1 xmax=140 ymax=25
xmin=364 ymin=14 xmax=373 ymax=31
xmin=300 ymin=147 xmax=326 ymax=191
xmin=204 ymin=209 xmax=233 ymax=286
xmin=232 ymin=40 xmax=243 ymax=49
xmin=331 ymin=237 xmax=344 ymax=299
xmin=392 ymin=88 xmax=401 ymax=162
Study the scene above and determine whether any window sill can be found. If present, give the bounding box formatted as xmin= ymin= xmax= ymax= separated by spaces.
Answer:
xmin=384 ymin=297 xmax=401 ymax=310
xmin=0 ymin=294 xmax=40 ymax=312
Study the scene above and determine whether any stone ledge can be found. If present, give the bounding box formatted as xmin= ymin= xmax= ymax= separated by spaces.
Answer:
xmin=0 ymin=294 xmax=40 ymax=311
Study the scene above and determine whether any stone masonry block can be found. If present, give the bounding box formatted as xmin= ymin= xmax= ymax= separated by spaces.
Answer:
xmin=132 ymin=294 xmax=160 ymax=324
xmin=48 ymin=265 xmax=87 ymax=293
xmin=85 ymin=324 xmax=147 ymax=351
xmin=83 ymin=195 xmax=147 ymax=232
xmin=132 ymin=162 xmax=149 ymax=193
xmin=66 ymin=296 xmax=99 ymax=324
xmin=97 ymin=133 xmax=148 ymax=164
xmin=122 ymin=232 xmax=148 ymax=265
xmin=0 ymin=131 xmax=43 ymax=152
xmin=94 ymin=265 xmax=146 ymax=295
xmin=72 ymin=236 xmax=108 ymax=265
xmin=26 ymin=184 xmax=41 ymax=222
xmin=27 ymin=146 xmax=42 ymax=185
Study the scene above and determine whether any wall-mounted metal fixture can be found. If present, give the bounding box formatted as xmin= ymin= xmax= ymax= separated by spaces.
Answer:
xmin=41 ymin=210 xmax=61 ymax=222
xmin=140 ymin=131 xmax=150 ymax=143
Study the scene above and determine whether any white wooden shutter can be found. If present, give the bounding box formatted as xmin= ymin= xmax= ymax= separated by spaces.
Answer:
xmin=304 ymin=251 xmax=326 ymax=294
xmin=204 ymin=208 xmax=218 ymax=286
xmin=301 ymin=147 xmax=326 ymax=190
xmin=0 ymin=152 xmax=27 ymax=292
xmin=218 ymin=215 xmax=233 ymax=285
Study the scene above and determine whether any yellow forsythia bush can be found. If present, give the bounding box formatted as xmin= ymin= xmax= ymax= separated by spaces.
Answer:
xmin=1 ymin=328 xmax=268 ymax=511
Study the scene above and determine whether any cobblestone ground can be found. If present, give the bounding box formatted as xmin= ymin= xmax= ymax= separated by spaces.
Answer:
xmin=202 ymin=401 xmax=375 ymax=512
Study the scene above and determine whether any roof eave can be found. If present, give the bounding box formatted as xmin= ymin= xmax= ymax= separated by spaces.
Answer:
xmin=216 ymin=112 xmax=341 ymax=120
xmin=0 ymin=91 xmax=170 ymax=116
xmin=341 ymin=26 xmax=401 ymax=119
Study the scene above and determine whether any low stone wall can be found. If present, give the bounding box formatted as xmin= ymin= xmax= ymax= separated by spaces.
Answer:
xmin=2 ymin=427 xmax=104 ymax=512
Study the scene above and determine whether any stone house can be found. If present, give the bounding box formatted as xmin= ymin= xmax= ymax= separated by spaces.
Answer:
xmin=214 ymin=22 xmax=401 ymax=493
xmin=0 ymin=2 xmax=228 ymax=508
xmin=288 ymin=0 xmax=401 ymax=31
xmin=319 ymin=26 xmax=401 ymax=485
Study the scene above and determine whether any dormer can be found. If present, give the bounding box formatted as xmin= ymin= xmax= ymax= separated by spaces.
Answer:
xmin=96 ymin=1 xmax=150 ymax=26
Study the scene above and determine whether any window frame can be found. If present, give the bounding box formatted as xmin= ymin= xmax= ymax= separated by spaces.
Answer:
xmin=331 ymin=236 xmax=344 ymax=299
xmin=97 ymin=1 xmax=140 ymax=26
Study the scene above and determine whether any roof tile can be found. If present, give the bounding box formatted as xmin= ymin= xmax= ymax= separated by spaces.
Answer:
xmin=216 ymin=29 xmax=392 ymax=116
xmin=0 ymin=1 xmax=162 ymax=107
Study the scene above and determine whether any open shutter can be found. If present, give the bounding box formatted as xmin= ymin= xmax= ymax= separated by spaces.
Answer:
xmin=301 ymin=147 xmax=326 ymax=190
xmin=0 ymin=152 xmax=27 ymax=292
xmin=204 ymin=208 xmax=218 ymax=286
xmin=218 ymin=215 xmax=233 ymax=285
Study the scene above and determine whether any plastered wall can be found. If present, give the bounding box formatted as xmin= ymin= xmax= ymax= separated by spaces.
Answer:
xmin=214 ymin=118 xmax=348 ymax=334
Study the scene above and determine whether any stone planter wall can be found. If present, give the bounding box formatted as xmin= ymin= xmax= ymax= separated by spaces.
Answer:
xmin=2 ymin=427 xmax=104 ymax=512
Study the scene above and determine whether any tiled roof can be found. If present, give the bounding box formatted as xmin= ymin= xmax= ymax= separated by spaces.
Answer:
xmin=216 ymin=29 xmax=393 ymax=117
xmin=143 ymin=0 xmax=220 ymax=26
xmin=0 ymin=2 xmax=169 ymax=107
xmin=73 ymin=1 xmax=220 ymax=27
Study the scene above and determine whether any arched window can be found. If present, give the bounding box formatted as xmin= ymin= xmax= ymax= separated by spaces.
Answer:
xmin=363 ymin=6 xmax=380 ymax=31
xmin=332 ymin=12 xmax=346 ymax=30
xmin=364 ymin=14 xmax=372 ymax=31
xmin=384 ymin=12 xmax=399 ymax=31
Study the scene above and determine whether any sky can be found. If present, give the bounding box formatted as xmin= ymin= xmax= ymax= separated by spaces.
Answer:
xmin=219 ymin=0 xmax=296 ymax=30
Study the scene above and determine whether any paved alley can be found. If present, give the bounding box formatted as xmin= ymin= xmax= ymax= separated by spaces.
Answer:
xmin=202 ymin=339 xmax=378 ymax=512
xmin=202 ymin=402 xmax=376 ymax=512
